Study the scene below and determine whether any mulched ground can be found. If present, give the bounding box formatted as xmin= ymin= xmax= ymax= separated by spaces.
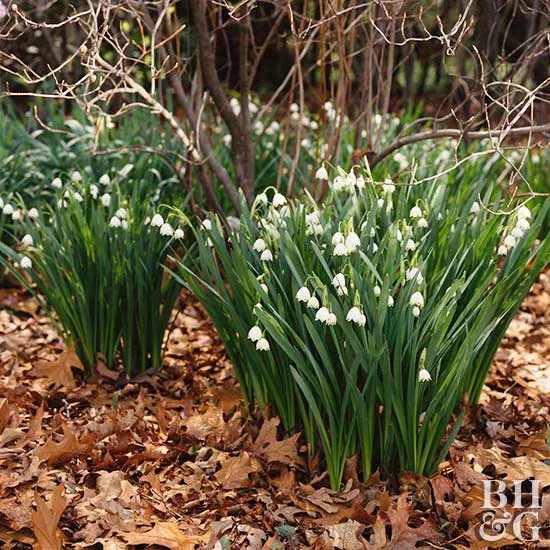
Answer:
xmin=0 ymin=272 xmax=549 ymax=549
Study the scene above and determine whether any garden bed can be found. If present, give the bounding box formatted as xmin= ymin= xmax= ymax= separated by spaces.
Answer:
xmin=0 ymin=273 xmax=548 ymax=549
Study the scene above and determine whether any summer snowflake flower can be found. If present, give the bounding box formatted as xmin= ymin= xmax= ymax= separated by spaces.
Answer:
xmin=160 ymin=223 xmax=174 ymax=236
xmin=151 ymin=214 xmax=164 ymax=227
xmin=253 ymin=238 xmax=266 ymax=252
xmin=99 ymin=174 xmax=110 ymax=186
xmin=406 ymin=267 xmax=424 ymax=284
xmin=2 ymin=203 xmax=14 ymax=215
xmin=71 ymin=171 xmax=82 ymax=182
xmin=405 ymin=239 xmax=416 ymax=252
xmin=409 ymin=206 xmax=422 ymax=218
xmin=387 ymin=295 xmax=394 ymax=307
xmin=396 ymin=229 xmax=403 ymax=242
xmin=503 ymin=235 xmax=516 ymax=248
xmin=51 ymin=177 xmax=63 ymax=189
xmin=410 ymin=291 xmax=425 ymax=308
xmin=20 ymin=256 xmax=32 ymax=269
xmin=121 ymin=220 xmax=128 ymax=230
xmin=272 ymin=193 xmax=287 ymax=208
xmin=470 ymin=202 xmax=480 ymax=214
xmin=11 ymin=210 xmax=21 ymax=221
xmin=346 ymin=307 xmax=366 ymax=326
xmin=21 ymin=234 xmax=33 ymax=246
xmin=115 ymin=208 xmax=127 ymax=219
xmin=109 ymin=216 xmax=122 ymax=228
xmin=296 ymin=286 xmax=311 ymax=302
xmin=315 ymin=166 xmax=329 ymax=180
xmin=28 ymin=208 xmax=39 ymax=220
xmin=315 ymin=307 xmax=330 ymax=323
xmin=417 ymin=217 xmax=429 ymax=229
xmin=260 ymin=283 xmax=268 ymax=293
xmin=332 ymin=232 xmax=345 ymax=245
xmin=511 ymin=227 xmax=524 ymax=239
xmin=73 ymin=192 xmax=83 ymax=203
xmin=248 ymin=326 xmax=262 ymax=342
xmin=332 ymin=273 xmax=348 ymax=296
xmin=260 ymin=249 xmax=274 ymax=262
xmin=345 ymin=232 xmax=361 ymax=252
xmin=100 ymin=193 xmax=111 ymax=207
xmin=517 ymin=206 xmax=531 ymax=220
xmin=326 ymin=312 xmax=337 ymax=326
xmin=257 ymin=192 xmax=268 ymax=204
xmin=373 ymin=285 xmax=381 ymax=297
xmin=377 ymin=198 xmax=384 ymax=208
xmin=382 ymin=178 xmax=395 ymax=194
xmin=418 ymin=368 xmax=432 ymax=382
xmin=307 ymin=296 xmax=320 ymax=309
xmin=89 ymin=184 xmax=99 ymax=199
xmin=516 ymin=218 xmax=530 ymax=232
xmin=174 ymin=228 xmax=184 ymax=239
xmin=256 ymin=337 xmax=270 ymax=351
xmin=201 ymin=219 xmax=212 ymax=231
xmin=498 ymin=245 xmax=508 ymax=256
xmin=412 ymin=306 xmax=421 ymax=318
xmin=333 ymin=243 xmax=348 ymax=256
xmin=356 ymin=176 xmax=365 ymax=190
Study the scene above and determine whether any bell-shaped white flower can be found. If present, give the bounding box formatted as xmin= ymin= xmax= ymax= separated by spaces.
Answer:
xmin=331 ymin=232 xmax=345 ymax=245
xmin=253 ymin=238 xmax=266 ymax=252
xmin=28 ymin=208 xmax=39 ymax=220
xmin=99 ymin=174 xmax=110 ymax=186
xmin=405 ymin=239 xmax=416 ymax=252
xmin=307 ymin=296 xmax=320 ymax=309
xmin=151 ymin=214 xmax=164 ymax=227
xmin=260 ymin=249 xmax=273 ymax=262
xmin=417 ymin=217 xmax=429 ymax=229
xmin=315 ymin=166 xmax=329 ymax=180
xmin=409 ymin=206 xmax=422 ymax=218
xmin=174 ymin=228 xmax=184 ymax=239
xmin=345 ymin=232 xmax=361 ymax=252
xmin=406 ymin=267 xmax=424 ymax=284
xmin=260 ymin=283 xmax=268 ymax=294
xmin=412 ymin=306 xmax=421 ymax=318
xmin=256 ymin=337 xmax=270 ymax=351
xmin=346 ymin=307 xmax=366 ymax=326
xmin=516 ymin=218 xmax=530 ymax=232
xmin=296 ymin=286 xmax=311 ymax=302
xmin=326 ymin=313 xmax=337 ymax=326
xmin=470 ymin=202 xmax=480 ymax=214
xmin=517 ymin=206 xmax=531 ymax=220
xmin=418 ymin=368 xmax=432 ymax=382
xmin=248 ymin=326 xmax=262 ymax=342
xmin=256 ymin=192 xmax=268 ymax=205
xmin=373 ymin=285 xmax=381 ymax=297
xmin=73 ymin=192 xmax=83 ymax=203
xmin=503 ymin=235 xmax=516 ymax=248
xmin=410 ymin=291 xmax=424 ymax=308
xmin=497 ymin=245 xmax=508 ymax=256
xmin=21 ymin=234 xmax=33 ymax=246
xmin=71 ymin=171 xmax=82 ymax=182
xmin=511 ymin=227 xmax=524 ymax=239
xmin=315 ymin=307 xmax=330 ymax=323
xmin=51 ymin=177 xmax=63 ymax=189
xmin=382 ymin=178 xmax=395 ymax=194
xmin=89 ymin=184 xmax=99 ymax=199
xmin=377 ymin=198 xmax=384 ymax=208
xmin=356 ymin=176 xmax=365 ymax=190
xmin=201 ymin=219 xmax=212 ymax=231
xmin=100 ymin=193 xmax=111 ymax=208
xmin=115 ymin=208 xmax=127 ymax=219
xmin=11 ymin=210 xmax=21 ymax=221
xmin=160 ymin=223 xmax=174 ymax=236
xmin=20 ymin=256 xmax=32 ymax=269
xmin=387 ymin=295 xmax=394 ymax=307
xmin=333 ymin=243 xmax=348 ymax=256
xmin=2 ymin=204 xmax=14 ymax=215
xmin=109 ymin=216 xmax=122 ymax=228
xmin=272 ymin=193 xmax=287 ymax=208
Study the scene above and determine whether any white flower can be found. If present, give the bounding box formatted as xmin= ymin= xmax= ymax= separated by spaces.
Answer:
xmin=377 ymin=198 xmax=384 ymax=208
xmin=248 ymin=326 xmax=262 ymax=342
xmin=115 ymin=208 xmax=127 ymax=219
xmin=346 ymin=307 xmax=366 ymax=326
xmin=2 ymin=203 xmax=14 ymax=215
xmin=100 ymin=193 xmax=111 ymax=207
xmin=333 ymin=176 xmax=345 ymax=192
xmin=387 ymin=295 xmax=394 ymax=307
xmin=51 ymin=177 xmax=63 ymax=189
xmin=356 ymin=176 xmax=365 ymax=190
xmin=20 ymin=256 xmax=32 ymax=269
xmin=417 ymin=217 xmax=429 ymax=229
xmin=256 ymin=337 xmax=270 ymax=351
xmin=516 ymin=218 xmax=530 ymax=232
xmin=315 ymin=166 xmax=329 ymax=180
xmin=151 ymin=214 xmax=164 ymax=227
xmin=409 ymin=206 xmax=422 ymax=218
xmin=412 ymin=306 xmax=421 ymax=318
xmin=260 ymin=283 xmax=268 ymax=294
xmin=174 ymin=228 xmax=184 ymax=240
xmin=405 ymin=239 xmax=416 ymax=252
xmin=345 ymin=232 xmax=361 ymax=252
xmin=511 ymin=227 xmax=524 ymax=239
xmin=332 ymin=232 xmax=345 ymax=245
xmin=99 ymin=174 xmax=110 ymax=186
xmin=296 ymin=286 xmax=311 ymax=302
xmin=260 ymin=249 xmax=273 ymax=262
xmin=144 ymin=216 xmax=151 ymax=225
xmin=371 ymin=243 xmax=379 ymax=254
xmin=89 ymin=184 xmax=99 ymax=199
xmin=109 ymin=216 xmax=122 ymax=228
xmin=201 ymin=219 xmax=212 ymax=231
xmin=315 ymin=307 xmax=330 ymax=323
xmin=382 ymin=178 xmax=395 ymax=194
xmin=160 ymin=223 xmax=174 ymax=236
xmin=28 ymin=208 xmax=39 ymax=220
xmin=396 ymin=229 xmax=403 ymax=242
xmin=253 ymin=238 xmax=266 ymax=252
xmin=332 ymin=273 xmax=347 ymax=293
xmin=71 ymin=171 xmax=82 ymax=182
xmin=257 ymin=192 xmax=268 ymax=205
xmin=333 ymin=243 xmax=348 ymax=257
xmin=272 ymin=193 xmax=287 ymax=208
xmin=410 ymin=291 xmax=425 ymax=308
xmin=326 ymin=313 xmax=337 ymax=326
xmin=373 ymin=285 xmax=381 ymax=297
xmin=21 ymin=234 xmax=33 ymax=246
xmin=73 ymin=192 xmax=83 ymax=203
xmin=0 ymin=198 xmax=3 ymax=209
xmin=11 ymin=210 xmax=21 ymax=221
xmin=418 ymin=368 xmax=432 ymax=382
xmin=497 ymin=245 xmax=508 ymax=256
xmin=517 ymin=206 xmax=531 ymax=220
xmin=307 ymin=296 xmax=320 ymax=309
xmin=121 ymin=220 xmax=128 ymax=230
xmin=406 ymin=267 xmax=424 ymax=284
xmin=503 ymin=235 xmax=516 ymax=248
xmin=470 ymin=202 xmax=480 ymax=214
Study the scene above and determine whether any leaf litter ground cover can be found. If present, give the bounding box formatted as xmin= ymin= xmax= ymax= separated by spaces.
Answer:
xmin=0 ymin=275 xmax=549 ymax=550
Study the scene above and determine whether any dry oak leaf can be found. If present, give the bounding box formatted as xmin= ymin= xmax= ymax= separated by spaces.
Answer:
xmin=122 ymin=521 xmax=210 ymax=549
xmin=34 ymin=349 xmax=84 ymax=390
xmin=327 ymin=519 xmax=368 ymax=549
xmin=31 ymin=485 xmax=67 ymax=550
xmin=215 ymin=451 xmax=259 ymax=489
xmin=252 ymin=417 xmax=302 ymax=466
xmin=35 ymin=425 xmax=91 ymax=465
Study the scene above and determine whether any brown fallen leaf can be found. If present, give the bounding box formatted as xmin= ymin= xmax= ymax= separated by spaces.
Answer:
xmin=35 ymin=425 xmax=91 ymax=465
xmin=122 ymin=521 xmax=209 ymax=549
xmin=0 ymin=398 xmax=11 ymax=434
xmin=31 ymin=485 xmax=67 ymax=550
xmin=215 ymin=451 xmax=259 ymax=489
xmin=34 ymin=349 xmax=84 ymax=390
xmin=252 ymin=417 xmax=302 ymax=466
